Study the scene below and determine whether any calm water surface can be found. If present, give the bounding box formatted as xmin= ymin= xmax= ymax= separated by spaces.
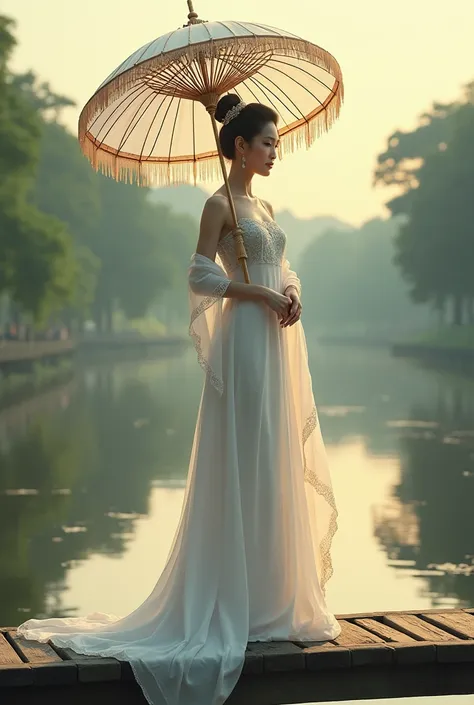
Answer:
xmin=1 ymin=342 xmax=474 ymax=703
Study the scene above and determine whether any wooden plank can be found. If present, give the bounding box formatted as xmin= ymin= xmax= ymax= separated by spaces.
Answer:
xmin=332 ymin=621 xmax=394 ymax=667
xmin=0 ymin=680 xmax=147 ymax=704
xmin=333 ymin=620 xmax=385 ymax=646
xmin=6 ymin=630 xmax=62 ymax=664
xmin=243 ymin=648 xmax=263 ymax=675
xmin=383 ymin=613 xmax=458 ymax=642
xmin=3 ymin=609 xmax=474 ymax=698
xmin=335 ymin=607 xmax=460 ymax=620
xmin=51 ymin=645 xmax=93 ymax=662
xmin=0 ymin=633 xmax=33 ymax=686
xmin=120 ymin=660 xmax=136 ymax=682
xmin=0 ymin=633 xmax=24 ymax=665
xmin=295 ymin=640 xmax=352 ymax=670
xmin=29 ymin=661 xmax=78 ymax=687
xmin=2 ymin=631 xmax=74 ymax=686
xmin=75 ymin=657 xmax=121 ymax=683
xmin=245 ymin=641 xmax=305 ymax=673
xmin=352 ymin=616 xmax=433 ymax=665
xmin=52 ymin=646 xmax=121 ymax=683
xmin=421 ymin=612 xmax=474 ymax=640
xmin=228 ymin=661 xmax=474 ymax=705
xmin=389 ymin=642 xmax=437 ymax=665
xmin=349 ymin=644 xmax=394 ymax=667
xmin=353 ymin=618 xmax=416 ymax=643
xmin=435 ymin=640 xmax=474 ymax=663
xmin=0 ymin=665 xmax=33 ymax=688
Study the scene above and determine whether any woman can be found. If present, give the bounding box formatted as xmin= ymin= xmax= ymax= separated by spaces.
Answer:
xmin=17 ymin=94 xmax=341 ymax=705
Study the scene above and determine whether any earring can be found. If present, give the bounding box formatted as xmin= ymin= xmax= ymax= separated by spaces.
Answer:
xmin=241 ymin=155 xmax=246 ymax=169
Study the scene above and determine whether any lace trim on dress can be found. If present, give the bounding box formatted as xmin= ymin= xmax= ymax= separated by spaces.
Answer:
xmin=302 ymin=405 xmax=338 ymax=594
xmin=217 ymin=219 xmax=287 ymax=273
xmin=188 ymin=279 xmax=230 ymax=395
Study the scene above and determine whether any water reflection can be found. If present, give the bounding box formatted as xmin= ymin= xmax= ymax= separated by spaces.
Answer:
xmin=373 ymin=377 xmax=474 ymax=606
xmin=0 ymin=354 xmax=202 ymax=625
xmin=1 ymin=343 xmax=474 ymax=626
xmin=308 ymin=344 xmax=474 ymax=608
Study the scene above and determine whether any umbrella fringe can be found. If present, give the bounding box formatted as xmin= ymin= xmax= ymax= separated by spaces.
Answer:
xmin=82 ymin=140 xmax=225 ymax=186
xmin=82 ymin=97 xmax=339 ymax=188
xmin=79 ymin=34 xmax=344 ymax=187
xmin=278 ymin=88 xmax=342 ymax=159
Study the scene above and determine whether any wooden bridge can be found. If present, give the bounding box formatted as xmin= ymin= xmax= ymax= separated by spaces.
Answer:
xmin=2 ymin=607 xmax=474 ymax=704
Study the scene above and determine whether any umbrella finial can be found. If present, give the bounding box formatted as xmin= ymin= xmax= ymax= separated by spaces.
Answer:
xmin=185 ymin=0 xmax=204 ymax=24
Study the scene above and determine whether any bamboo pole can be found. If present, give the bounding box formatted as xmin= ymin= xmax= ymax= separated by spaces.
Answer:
xmin=205 ymin=107 xmax=250 ymax=284
xmin=197 ymin=68 xmax=250 ymax=283
xmin=186 ymin=4 xmax=250 ymax=283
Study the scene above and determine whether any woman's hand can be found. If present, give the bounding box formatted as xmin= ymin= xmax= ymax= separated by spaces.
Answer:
xmin=259 ymin=287 xmax=292 ymax=322
xmin=281 ymin=287 xmax=302 ymax=327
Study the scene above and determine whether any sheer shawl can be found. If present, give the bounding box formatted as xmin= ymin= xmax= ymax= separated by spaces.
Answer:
xmin=188 ymin=252 xmax=231 ymax=396
xmin=282 ymin=255 xmax=302 ymax=297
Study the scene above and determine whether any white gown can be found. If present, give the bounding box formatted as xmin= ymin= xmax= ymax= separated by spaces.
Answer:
xmin=17 ymin=215 xmax=341 ymax=705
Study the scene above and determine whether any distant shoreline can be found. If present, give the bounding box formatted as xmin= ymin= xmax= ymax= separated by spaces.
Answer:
xmin=392 ymin=342 xmax=474 ymax=374
xmin=0 ymin=336 xmax=188 ymax=410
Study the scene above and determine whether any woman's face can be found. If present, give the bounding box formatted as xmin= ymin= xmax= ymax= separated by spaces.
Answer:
xmin=240 ymin=122 xmax=280 ymax=177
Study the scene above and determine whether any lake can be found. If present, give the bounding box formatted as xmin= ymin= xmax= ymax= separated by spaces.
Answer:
xmin=1 ymin=341 xmax=474 ymax=703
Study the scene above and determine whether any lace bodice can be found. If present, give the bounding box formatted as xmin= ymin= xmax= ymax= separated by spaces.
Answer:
xmin=217 ymin=218 xmax=287 ymax=274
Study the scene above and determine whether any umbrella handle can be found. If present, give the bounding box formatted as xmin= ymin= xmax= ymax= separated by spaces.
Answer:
xmin=207 ymin=108 xmax=251 ymax=285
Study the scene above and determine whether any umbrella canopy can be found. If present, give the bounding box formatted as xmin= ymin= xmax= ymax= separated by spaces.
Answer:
xmin=78 ymin=9 xmax=344 ymax=187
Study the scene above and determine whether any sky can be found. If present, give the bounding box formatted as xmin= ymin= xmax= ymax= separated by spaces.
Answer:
xmin=3 ymin=0 xmax=473 ymax=227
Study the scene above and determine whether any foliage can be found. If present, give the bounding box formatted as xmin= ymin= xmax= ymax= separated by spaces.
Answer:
xmin=0 ymin=13 xmax=198 ymax=333
xmin=298 ymin=217 xmax=435 ymax=337
xmin=374 ymin=81 xmax=474 ymax=327
xmin=0 ymin=15 xmax=77 ymax=322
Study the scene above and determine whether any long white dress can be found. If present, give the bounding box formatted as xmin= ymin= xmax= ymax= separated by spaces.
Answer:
xmin=17 ymin=215 xmax=341 ymax=705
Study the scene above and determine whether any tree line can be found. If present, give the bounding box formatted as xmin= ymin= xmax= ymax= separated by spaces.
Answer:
xmin=298 ymin=80 xmax=474 ymax=333
xmin=375 ymin=82 xmax=474 ymax=326
xmin=0 ymin=15 xmax=195 ymax=336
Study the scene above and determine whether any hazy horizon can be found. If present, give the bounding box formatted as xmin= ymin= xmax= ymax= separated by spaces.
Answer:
xmin=3 ymin=0 xmax=473 ymax=228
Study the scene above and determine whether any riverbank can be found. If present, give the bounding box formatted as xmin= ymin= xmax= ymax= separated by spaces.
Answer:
xmin=392 ymin=326 xmax=474 ymax=373
xmin=0 ymin=339 xmax=75 ymax=373
xmin=79 ymin=334 xmax=187 ymax=355
xmin=0 ymin=335 xmax=188 ymax=410
xmin=0 ymin=360 xmax=74 ymax=411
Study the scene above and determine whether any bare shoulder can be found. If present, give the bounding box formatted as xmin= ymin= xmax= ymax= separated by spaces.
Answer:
xmin=195 ymin=195 xmax=229 ymax=259
xmin=260 ymin=198 xmax=275 ymax=219
xmin=201 ymin=194 xmax=229 ymax=220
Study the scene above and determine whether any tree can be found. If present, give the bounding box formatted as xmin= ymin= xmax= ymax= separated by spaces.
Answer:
xmin=392 ymin=101 xmax=474 ymax=324
xmin=1 ymin=13 xmax=201 ymax=334
xmin=373 ymin=83 xmax=473 ymax=215
xmin=374 ymin=81 xmax=474 ymax=325
xmin=10 ymin=70 xmax=75 ymax=121
xmin=26 ymin=73 xmax=193 ymax=333
xmin=297 ymin=217 xmax=435 ymax=337
xmin=0 ymin=15 xmax=77 ymax=322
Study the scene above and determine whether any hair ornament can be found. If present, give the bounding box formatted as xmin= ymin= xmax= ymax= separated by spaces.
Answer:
xmin=222 ymin=101 xmax=247 ymax=126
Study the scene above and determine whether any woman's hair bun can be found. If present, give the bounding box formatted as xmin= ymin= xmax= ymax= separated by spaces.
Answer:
xmin=215 ymin=94 xmax=241 ymax=124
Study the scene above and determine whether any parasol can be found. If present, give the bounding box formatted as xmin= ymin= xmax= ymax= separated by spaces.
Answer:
xmin=78 ymin=1 xmax=344 ymax=283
